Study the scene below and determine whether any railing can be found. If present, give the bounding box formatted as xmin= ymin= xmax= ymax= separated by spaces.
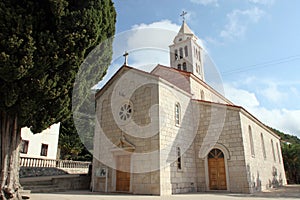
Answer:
xmin=20 ymin=156 xmax=91 ymax=169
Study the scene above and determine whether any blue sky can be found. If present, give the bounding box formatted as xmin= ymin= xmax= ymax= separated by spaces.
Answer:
xmin=100 ymin=0 xmax=300 ymax=137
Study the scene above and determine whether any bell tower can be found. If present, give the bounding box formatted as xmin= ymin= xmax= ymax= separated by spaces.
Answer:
xmin=169 ymin=12 xmax=204 ymax=80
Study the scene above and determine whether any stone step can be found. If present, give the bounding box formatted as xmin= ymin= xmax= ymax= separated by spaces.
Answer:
xmin=21 ymin=180 xmax=53 ymax=186
xmin=23 ymin=184 xmax=57 ymax=190
xmin=19 ymin=174 xmax=90 ymax=193
xmin=22 ymin=184 xmax=66 ymax=193
xmin=29 ymin=187 xmax=66 ymax=193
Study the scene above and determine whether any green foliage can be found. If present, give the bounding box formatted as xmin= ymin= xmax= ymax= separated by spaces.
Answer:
xmin=270 ymin=127 xmax=300 ymax=184
xmin=0 ymin=0 xmax=116 ymax=133
xmin=59 ymin=117 xmax=92 ymax=161
xmin=281 ymin=143 xmax=300 ymax=184
xmin=270 ymin=127 xmax=300 ymax=145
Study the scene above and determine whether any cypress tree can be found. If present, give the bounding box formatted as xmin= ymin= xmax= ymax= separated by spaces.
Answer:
xmin=0 ymin=0 xmax=116 ymax=199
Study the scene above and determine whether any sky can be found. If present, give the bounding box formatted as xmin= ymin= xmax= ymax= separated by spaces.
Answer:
xmin=97 ymin=0 xmax=300 ymax=137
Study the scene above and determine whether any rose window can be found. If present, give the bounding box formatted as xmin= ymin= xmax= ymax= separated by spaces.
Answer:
xmin=119 ymin=103 xmax=132 ymax=121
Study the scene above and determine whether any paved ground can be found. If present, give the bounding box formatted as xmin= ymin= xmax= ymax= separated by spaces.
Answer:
xmin=27 ymin=185 xmax=300 ymax=200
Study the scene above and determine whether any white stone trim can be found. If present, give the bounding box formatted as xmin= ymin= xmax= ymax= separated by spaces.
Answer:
xmin=204 ymin=143 xmax=230 ymax=192
xmin=111 ymin=148 xmax=134 ymax=193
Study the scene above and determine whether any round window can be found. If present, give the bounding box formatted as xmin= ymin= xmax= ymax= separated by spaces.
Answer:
xmin=119 ymin=103 xmax=132 ymax=121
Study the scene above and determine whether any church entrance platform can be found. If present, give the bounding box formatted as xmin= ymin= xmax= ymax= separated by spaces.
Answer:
xmin=28 ymin=185 xmax=300 ymax=200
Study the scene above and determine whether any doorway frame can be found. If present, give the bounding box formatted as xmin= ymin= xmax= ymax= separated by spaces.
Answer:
xmin=204 ymin=143 xmax=230 ymax=191
xmin=111 ymin=150 xmax=133 ymax=193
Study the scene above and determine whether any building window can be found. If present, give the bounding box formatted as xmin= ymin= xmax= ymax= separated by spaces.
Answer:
xmin=198 ymin=63 xmax=203 ymax=74
xmin=248 ymin=126 xmax=255 ymax=157
xmin=198 ymin=50 xmax=201 ymax=61
xmin=177 ymin=147 xmax=182 ymax=170
xmin=261 ymin=133 xmax=266 ymax=159
xmin=40 ymin=144 xmax=48 ymax=156
xmin=184 ymin=46 xmax=188 ymax=57
xmin=20 ymin=140 xmax=29 ymax=154
xmin=200 ymin=90 xmax=205 ymax=100
xmin=119 ymin=102 xmax=133 ymax=121
xmin=175 ymin=49 xmax=178 ymax=60
xmin=276 ymin=142 xmax=281 ymax=163
xmin=179 ymin=47 xmax=183 ymax=59
xmin=271 ymin=139 xmax=276 ymax=162
xmin=177 ymin=64 xmax=181 ymax=70
xmin=183 ymin=62 xmax=187 ymax=71
xmin=175 ymin=103 xmax=180 ymax=125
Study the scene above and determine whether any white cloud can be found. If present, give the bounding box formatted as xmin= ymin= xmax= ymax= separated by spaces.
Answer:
xmin=190 ymin=0 xmax=219 ymax=6
xmin=251 ymin=107 xmax=300 ymax=138
xmin=220 ymin=7 xmax=265 ymax=39
xmin=127 ymin=20 xmax=207 ymax=68
xmin=260 ymin=82 xmax=288 ymax=103
xmin=224 ymin=83 xmax=260 ymax=108
xmin=131 ymin=20 xmax=180 ymax=31
xmin=224 ymin=82 xmax=300 ymax=138
xmin=127 ymin=20 xmax=181 ymax=68
xmin=248 ymin=0 xmax=275 ymax=5
xmin=290 ymin=86 xmax=300 ymax=97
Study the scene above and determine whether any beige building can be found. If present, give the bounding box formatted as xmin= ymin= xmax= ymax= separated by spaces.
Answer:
xmin=91 ymin=21 xmax=286 ymax=195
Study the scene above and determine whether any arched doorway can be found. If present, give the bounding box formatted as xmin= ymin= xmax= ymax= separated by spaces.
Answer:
xmin=208 ymin=148 xmax=227 ymax=190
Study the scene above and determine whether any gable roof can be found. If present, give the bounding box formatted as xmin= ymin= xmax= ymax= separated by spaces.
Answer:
xmin=151 ymin=64 xmax=233 ymax=105
xmin=192 ymin=99 xmax=280 ymax=139
xmin=95 ymin=64 xmax=192 ymax=100
xmin=95 ymin=65 xmax=160 ymax=99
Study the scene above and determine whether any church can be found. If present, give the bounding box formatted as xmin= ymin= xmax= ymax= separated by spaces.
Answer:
xmin=91 ymin=20 xmax=287 ymax=195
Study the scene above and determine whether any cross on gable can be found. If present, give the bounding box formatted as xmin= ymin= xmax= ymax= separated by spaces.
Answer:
xmin=123 ymin=51 xmax=129 ymax=65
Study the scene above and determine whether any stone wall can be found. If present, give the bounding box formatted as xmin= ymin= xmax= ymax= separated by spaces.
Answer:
xmin=239 ymin=111 xmax=287 ymax=192
xmin=20 ymin=167 xmax=67 ymax=178
xmin=189 ymin=76 xmax=230 ymax=104
xmin=193 ymin=101 xmax=250 ymax=193
xmin=158 ymin=81 xmax=197 ymax=194
xmin=20 ymin=167 xmax=89 ymax=178
xmin=52 ymin=175 xmax=91 ymax=190
xmin=93 ymin=68 xmax=161 ymax=195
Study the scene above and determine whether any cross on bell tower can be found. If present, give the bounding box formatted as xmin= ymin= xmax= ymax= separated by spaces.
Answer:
xmin=180 ymin=11 xmax=188 ymax=22
xmin=169 ymin=12 xmax=205 ymax=80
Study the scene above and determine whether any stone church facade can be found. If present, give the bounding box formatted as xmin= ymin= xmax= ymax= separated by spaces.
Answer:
xmin=91 ymin=21 xmax=286 ymax=195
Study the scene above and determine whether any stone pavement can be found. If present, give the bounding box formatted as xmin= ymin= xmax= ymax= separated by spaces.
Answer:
xmin=27 ymin=185 xmax=300 ymax=200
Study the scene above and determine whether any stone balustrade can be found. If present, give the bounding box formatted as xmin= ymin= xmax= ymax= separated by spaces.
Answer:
xmin=20 ymin=156 xmax=91 ymax=169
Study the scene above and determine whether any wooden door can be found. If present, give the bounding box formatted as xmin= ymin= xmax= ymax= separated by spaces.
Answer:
xmin=208 ymin=149 xmax=227 ymax=190
xmin=116 ymin=155 xmax=131 ymax=192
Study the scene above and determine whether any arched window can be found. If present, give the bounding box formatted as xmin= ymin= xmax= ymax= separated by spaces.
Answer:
xmin=179 ymin=48 xmax=183 ymax=59
xmin=248 ymin=126 xmax=255 ymax=157
xmin=201 ymin=90 xmax=205 ymax=100
xmin=175 ymin=49 xmax=178 ymax=60
xmin=183 ymin=62 xmax=187 ymax=71
xmin=184 ymin=46 xmax=188 ymax=57
xmin=175 ymin=103 xmax=180 ymax=125
xmin=271 ymin=139 xmax=276 ymax=162
xmin=177 ymin=147 xmax=182 ymax=170
xmin=276 ymin=142 xmax=281 ymax=163
xmin=177 ymin=64 xmax=181 ymax=70
xmin=261 ymin=133 xmax=266 ymax=159
xmin=198 ymin=50 xmax=201 ymax=61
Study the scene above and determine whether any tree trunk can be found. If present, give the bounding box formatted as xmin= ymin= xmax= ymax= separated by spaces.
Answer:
xmin=0 ymin=111 xmax=21 ymax=200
